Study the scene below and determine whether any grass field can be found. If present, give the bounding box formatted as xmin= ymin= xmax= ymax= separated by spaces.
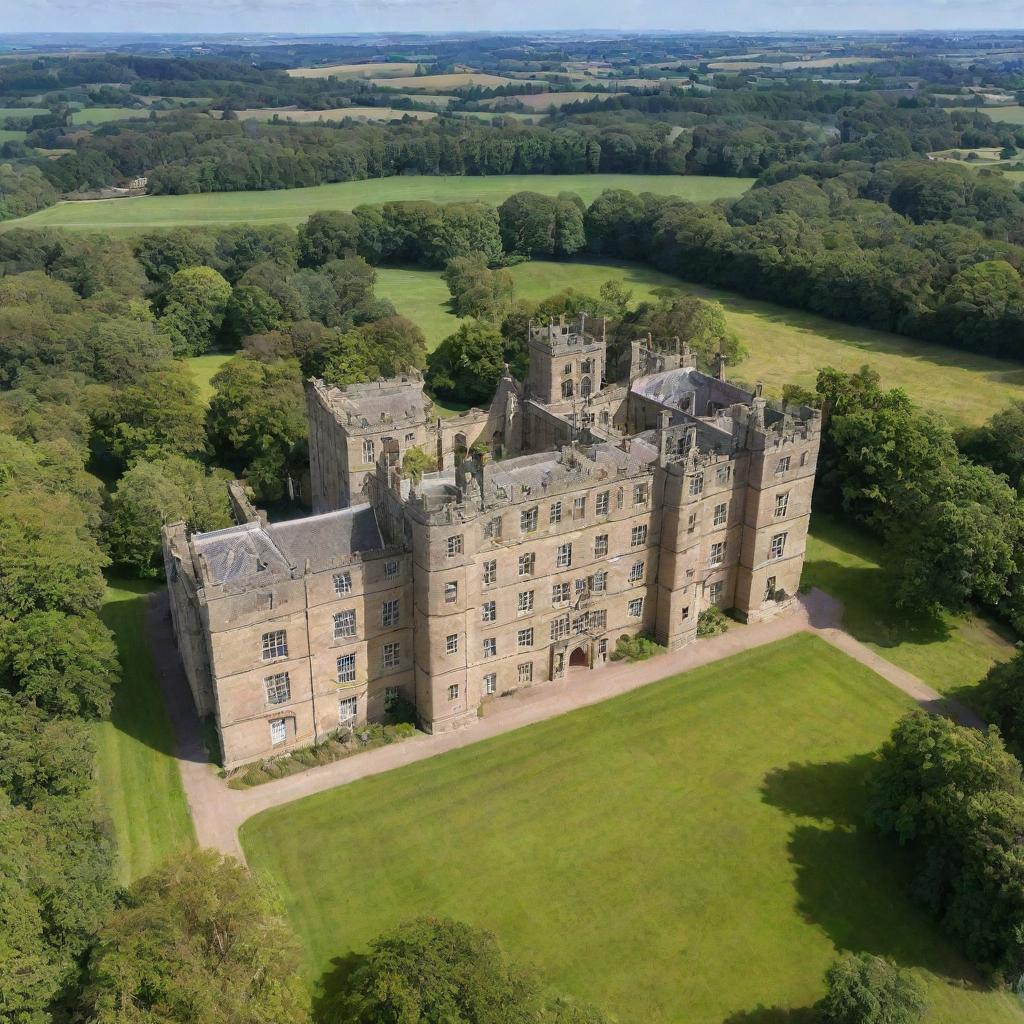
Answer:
xmin=0 ymin=128 xmax=25 ymax=142
xmin=375 ymin=258 xmax=1024 ymax=424
xmin=242 ymin=633 xmax=1022 ymax=1024
xmin=368 ymin=72 xmax=532 ymax=91
xmin=69 ymin=106 xmax=147 ymax=125
xmin=95 ymin=581 xmax=194 ymax=884
xmin=3 ymin=174 xmax=752 ymax=232
xmin=0 ymin=106 xmax=47 ymax=119
xmin=286 ymin=62 xmax=420 ymax=79
xmin=802 ymin=515 xmax=1015 ymax=697
xmin=952 ymin=104 xmax=1024 ymax=125
xmin=186 ymin=352 xmax=233 ymax=404
xmin=235 ymin=107 xmax=436 ymax=123
xmin=481 ymin=91 xmax=615 ymax=110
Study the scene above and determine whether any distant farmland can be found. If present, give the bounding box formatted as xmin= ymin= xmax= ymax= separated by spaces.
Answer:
xmin=369 ymin=72 xmax=537 ymax=91
xmin=286 ymin=62 xmax=419 ymax=79
xmin=234 ymin=107 xmax=437 ymax=123
xmin=482 ymin=91 xmax=614 ymax=110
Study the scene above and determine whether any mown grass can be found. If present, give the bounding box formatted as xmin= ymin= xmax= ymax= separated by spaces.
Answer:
xmin=802 ymin=514 xmax=1016 ymax=698
xmin=2 ymin=174 xmax=753 ymax=232
xmin=376 ymin=258 xmax=1024 ymax=424
xmin=94 ymin=581 xmax=194 ymax=884
xmin=69 ymin=106 xmax=148 ymax=125
xmin=243 ymin=634 xmax=1022 ymax=1024
xmin=185 ymin=352 xmax=234 ymax=405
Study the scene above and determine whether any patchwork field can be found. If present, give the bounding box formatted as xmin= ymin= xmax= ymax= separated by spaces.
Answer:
xmin=952 ymin=104 xmax=1024 ymax=125
xmin=69 ymin=106 xmax=147 ymax=125
xmin=369 ymin=72 xmax=534 ymax=91
xmin=94 ymin=581 xmax=195 ymax=883
xmin=242 ymin=633 xmax=1022 ymax=1024
xmin=375 ymin=258 xmax=1024 ymax=425
xmin=481 ymin=90 xmax=614 ymax=110
xmin=2 ymin=174 xmax=752 ymax=231
xmin=708 ymin=55 xmax=884 ymax=71
xmin=0 ymin=105 xmax=48 ymax=120
xmin=234 ymin=107 xmax=436 ymax=123
xmin=286 ymin=61 xmax=420 ymax=79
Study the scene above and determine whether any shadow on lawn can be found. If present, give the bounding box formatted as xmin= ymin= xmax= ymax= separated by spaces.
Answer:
xmin=761 ymin=757 xmax=990 ymax=990
xmin=312 ymin=952 xmax=368 ymax=1023
xmin=722 ymin=1008 xmax=817 ymax=1024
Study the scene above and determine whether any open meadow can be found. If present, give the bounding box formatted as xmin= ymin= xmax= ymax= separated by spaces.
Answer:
xmin=286 ymin=61 xmax=420 ymax=79
xmin=69 ymin=106 xmax=148 ymax=125
xmin=234 ymin=106 xmax=437 ymax=123
xmin=1 ymin=174 xmax=752 ymax=231
xmin=242 ymin=633 xmax=1023 ymax=1024
xmin=951 ymin=104 xmax=1024 ymax=125
xmin=375 ymin=258 xmax=1024 ymax=424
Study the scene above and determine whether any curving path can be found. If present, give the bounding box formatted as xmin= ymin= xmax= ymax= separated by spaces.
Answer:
xmin=146 ymin=588 xmax=983 ymax=863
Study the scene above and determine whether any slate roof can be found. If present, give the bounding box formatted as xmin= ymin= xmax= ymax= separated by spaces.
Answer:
xmin=190 ymin=522 xmax=290 ymax=586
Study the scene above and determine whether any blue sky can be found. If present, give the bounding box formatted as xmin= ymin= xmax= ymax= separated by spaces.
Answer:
xmin=3 ymin=0 xmax=1023 ymax=35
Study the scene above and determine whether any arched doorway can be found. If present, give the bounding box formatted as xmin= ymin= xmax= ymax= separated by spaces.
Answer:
xmin=568 ymin=645 xmax=589 ymax=670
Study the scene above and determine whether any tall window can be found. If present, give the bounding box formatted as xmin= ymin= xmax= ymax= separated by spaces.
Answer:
xmin=628 ymin=598 xmax=644 ymax=617
xmin=549 ymin=502 xmax=562 ymax=525
xmin=483 ymin=560 xmax=497 ymax=586
xmin=362 ymin=439 xmax=375 ymax=464
xmin=521 ymin=507 xmax=539 ymax=533
xmin=687 ymin=511 xmax=697 ymax=532
xmin=713 ymin=502 xmax=728 ymax=527
xmin=551 ymin=615 xmax=570 ymax=641
xmin=518 ymin=552 xmax=535 ymax=577
xmin=261 ymin=630 xmax=288 ymax=660
xmin=596 ymin=491 xmax=610 ymax=516
xmin=770 ymin=533 xmax=787 ymax=559
xmin=384 ymin=560 xmax=399 ymax=579
xmin=270 ymin=718 xmax=287 ymax=745
xmin=594 ymin=534 xmax=608 ymax=557
xmin=445 ymin=581 xmax=458 ymax=604
xmin=336 ymin=652 xmax=356 ymax=682
xmin=518 ymin=662 xmax=533 ymax=684
xmin=517 ymin=627 xmax=534 ymax=649
xmin=552 ymin=582 xmax=570 ymax=605
xmin=573 ymin=496 xmax=586 ymax=520
xmin=709 ymin=542 xmax=726 ymax=567
xmin=689 ymin=474 xmax=704 ymax=497
xmin=561 ymin=379 xmax=574 ymax=399
xmin=264 ymin=672 xmax=290 ymax=705
xmin=447 ymin=535 xmax=463 ymax=557
xmin=580 ymin=377 xmax=592 ymax=399
xmin=485 ymin=516 xmax=502 ymax=539
xmin=338 ymin=696 xmax=357 ymax=724
xmin=447 ymin=684 xmax=460 ymax=702
xmin=481 ymin=600 xmax=496 ymax=623
xmin=629 ymin=561 xmax=644 ymax=583
xmin=332 ymin=571 xmax=352 ymax=595
xmin=446 ymin=634 xmax=459 ymax=655
xmin=383 ymin=642 xmax=400 ymax=669
xmin=708 ymin=580 xmax=723 ymax=605
xmin=631 ymin=525 xmax=648 ymax=547
xmin=483 ymin=673 xmax=497 ymax=696
xmin=775 ymin=492 xmax=790 ymax=517
xmin=633 ymin=483 xmax=648 ymax=507
xmin=382 ymin=598 xmax=400 ymax=627
xmin=764 ymin=576 xmax=777 ymax=601
xmin=776 ymin=456 xmax=791 ymax=475
xmin=483 ymin=637 xmax=497 ymax=658
xmin=517 ymin=590 xmax=534 ymax=614
xmin=592 ymin=570 xmax=607 ymax=592
xmin=716 ymin=465 xmax=731 ymax=485
xmin=556 ymin=543 xmax=572 ymax=568
xmin=334 ymin=610 xmax=356 ymax=639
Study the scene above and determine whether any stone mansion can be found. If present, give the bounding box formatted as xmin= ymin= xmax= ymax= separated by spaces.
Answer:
xmin=163 ymin=316 xmax=821 ymax=768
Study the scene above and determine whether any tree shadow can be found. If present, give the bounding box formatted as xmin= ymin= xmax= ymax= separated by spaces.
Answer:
xmin=312 ymin=951 xmax=367 ymax=1024
xmin=721 ymin=1007 xmax=817 ymax=1024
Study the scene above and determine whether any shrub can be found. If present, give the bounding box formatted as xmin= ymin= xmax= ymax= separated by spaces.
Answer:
xmin=610 ymin=632 xmax=663 ymax=662
xmin=696 ymin=606 xmax=730 ymax=637
xmin=818 ymin=952 xmax=926 ymax=1024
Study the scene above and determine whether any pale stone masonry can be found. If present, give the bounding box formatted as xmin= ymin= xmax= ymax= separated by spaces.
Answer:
xmin=164 ymin=316 xmax=821 ymax=768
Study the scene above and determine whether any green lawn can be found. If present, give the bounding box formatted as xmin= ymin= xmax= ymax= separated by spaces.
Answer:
xmin=243 ymin=634 xmax=1022 ymax=1024
xmin=186 ymin=351 xmax=234 ymax=405
xmin=802 ymin=515 xmax=1016 ymax=699
xmin=376 ymin=258 xmax=1024 ymax=424
xmin=951 ymin=104 xmax=1024 ymax=125
xmin=94 ymin=581 xmax=194 ymax=884
xmin=0 ymin=106 xmax=47 ymax=119
xmin=69 ymin=106 xmax=147 ymax=125
xmin=3 ymin=174 xmax=752 ymax=232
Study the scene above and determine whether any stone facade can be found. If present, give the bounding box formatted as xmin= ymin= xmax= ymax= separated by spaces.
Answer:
xmin=163 ymin=315 xmax=821 ymax=768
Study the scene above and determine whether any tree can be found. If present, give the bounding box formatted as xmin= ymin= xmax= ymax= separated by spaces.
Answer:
xmin=298 ymin=210 xmax=361 ymax=267
xmin=222 ymin=285 xmax=284 ymax=345
xmin=0 ymin=610 xmax=119 ymax=719
xmin=957 ymin=399 xmax=1024 ymax=493
xmin=426 ymin=321 xmax=507 ymax=405
xmin=107 ymin=456 xmax=233 ymax=576
xmin=159 ymin=265 xmax=232 ymax=357
xmin=973 ymin=651 xmax=1024 ymax=762
xmin=402 ymin=446 xmax=435 ymax=484
xmin=443 ymin=252 xmax=514 ymax=320
xmin=817 ymin=953 xmax=926 ymax=1024
xmin=81 ymin=851 xmax=309 ymax=1024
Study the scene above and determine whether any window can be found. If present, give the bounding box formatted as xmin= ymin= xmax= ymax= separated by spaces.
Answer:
xmin=333 ymin=610 xmax=357 ymax=639
xmin=484 ymin=516 xmax=502 ymax=539
xmin=561 ymin=379 xmax=574 ymax=399
xmin=332 ymin=571 xmax=352 ymax=595
xmin=776 ymin=456 xmax=791 ymax=475
xmin=573 ymin=496 xmax=586 ymax=520
xmin=383 ymin=642 xmax=400 ymax=669
xmin=446 ymin=634 xmax=459 ymax=656
xmin=628 ymin=597 xmax=644 ymax=617
xmin=483 ymin=560 xmax=497 ymax=586
xmin=581 ymin=358 xmax=592 ymax=374
xmin=764 ymin=576 xmax=777 ymax=601
xmin=629 ymin=561 xmax=644 ymax=583
xmin=338 ymin=696 xmax=357 ymax=724
xmin=518 ymin=552 xmax=536 ymax=577
xmin=563 ymin=362 xmax=573 ymax=375
xmin=594 ymin=534 xmax=608 ymax=557
xmin=682 ymin=605 xmax=690 ymax=621
xmin=385 ymin=685 xmax=399 ymax=711
xmin=551 ymin=615 xmax=570 ymax=641
xmin=521 ymin=507 xmax=539 ymax=533
xmin=445 ymin=581 xmax=458 ymax=604
xmin=382 ymin=599 xmax=399 ymax=627
xmin=518 ymin=662 xmax=533 ymax=684
xmin=575 ymin=578 xmax=586 ymax=596
xmin=775 ymin=492 xmax=789 ymax=518
xmin=598 ymin=638 xmax=608 ymax=658
xmin=481 ymin=601 xmax=496 ymax=623
xmin=710 ymin=541 xmax=726 ymax=567
xmin=708 ymin=580 xmax=724 ymax=605
xmin=589 ymin=609 xmax=607 ymax=630
xmin=556 ymin=543 xmax=572 ymax=568
xmin=800 ymin=451 xmax=808 ymax=467
xmin=549 ymin=502 xmax=562 ymax=525
xmin=483 ymin=673 xmax=497 ymax=696
xmin=447 ymin=535 xmax=463 ymax=557
xmin=405 ymin=432 xmax=416 ymax=444
xmin=385 ymin=560 xmax=399 ymax=579
xmin=337 ymin=652 xmax=356 ymax=682
xmin=689 ymin=474 xmax=704 ymax=497
xmin=630 ymin=525 xmax=648 ymax=547
xmin=517 ymin=590 xmax=534 ymax=615
xmin=633 ymin=483 xmax=648 ymax=507
xmin=713 ymin=502 xmax=727 ymax=527
xmin=264 ymin=672 xmax=290 ymax=705
xmin=716 ymin=465 xmax=731 ymax=485
xmin=362 ymin=439 xmax=375 ymax=464
xmin=447 ymin=684 xmax=460 ymax=701
xmin=687 ymin=511 xmax=697 ymax=532
xmin=592 ymin=570 xmax=607 ymax=592
xmin=580 ymin=376 xmax=592 ymax=399
xmin=517 ymin=627 xmax=534 ymax=649
xmin=552 ymin=582 xmax=571 ymax=605
xmin=261 ymin=630 xmax=288 ymax=660
xmin=270 ymin=718 xmax=287 ymax=745
xmin=770 ymin=532 xmax=787 ymax=560
xmin=596 ymin=491 xmax=610 ymax=516
xmin=483 ymin=637 xmax=497 ymax=658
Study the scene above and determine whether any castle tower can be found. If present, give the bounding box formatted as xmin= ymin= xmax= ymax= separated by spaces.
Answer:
xmin=525 ymin=314 xmax=606 ymax=405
